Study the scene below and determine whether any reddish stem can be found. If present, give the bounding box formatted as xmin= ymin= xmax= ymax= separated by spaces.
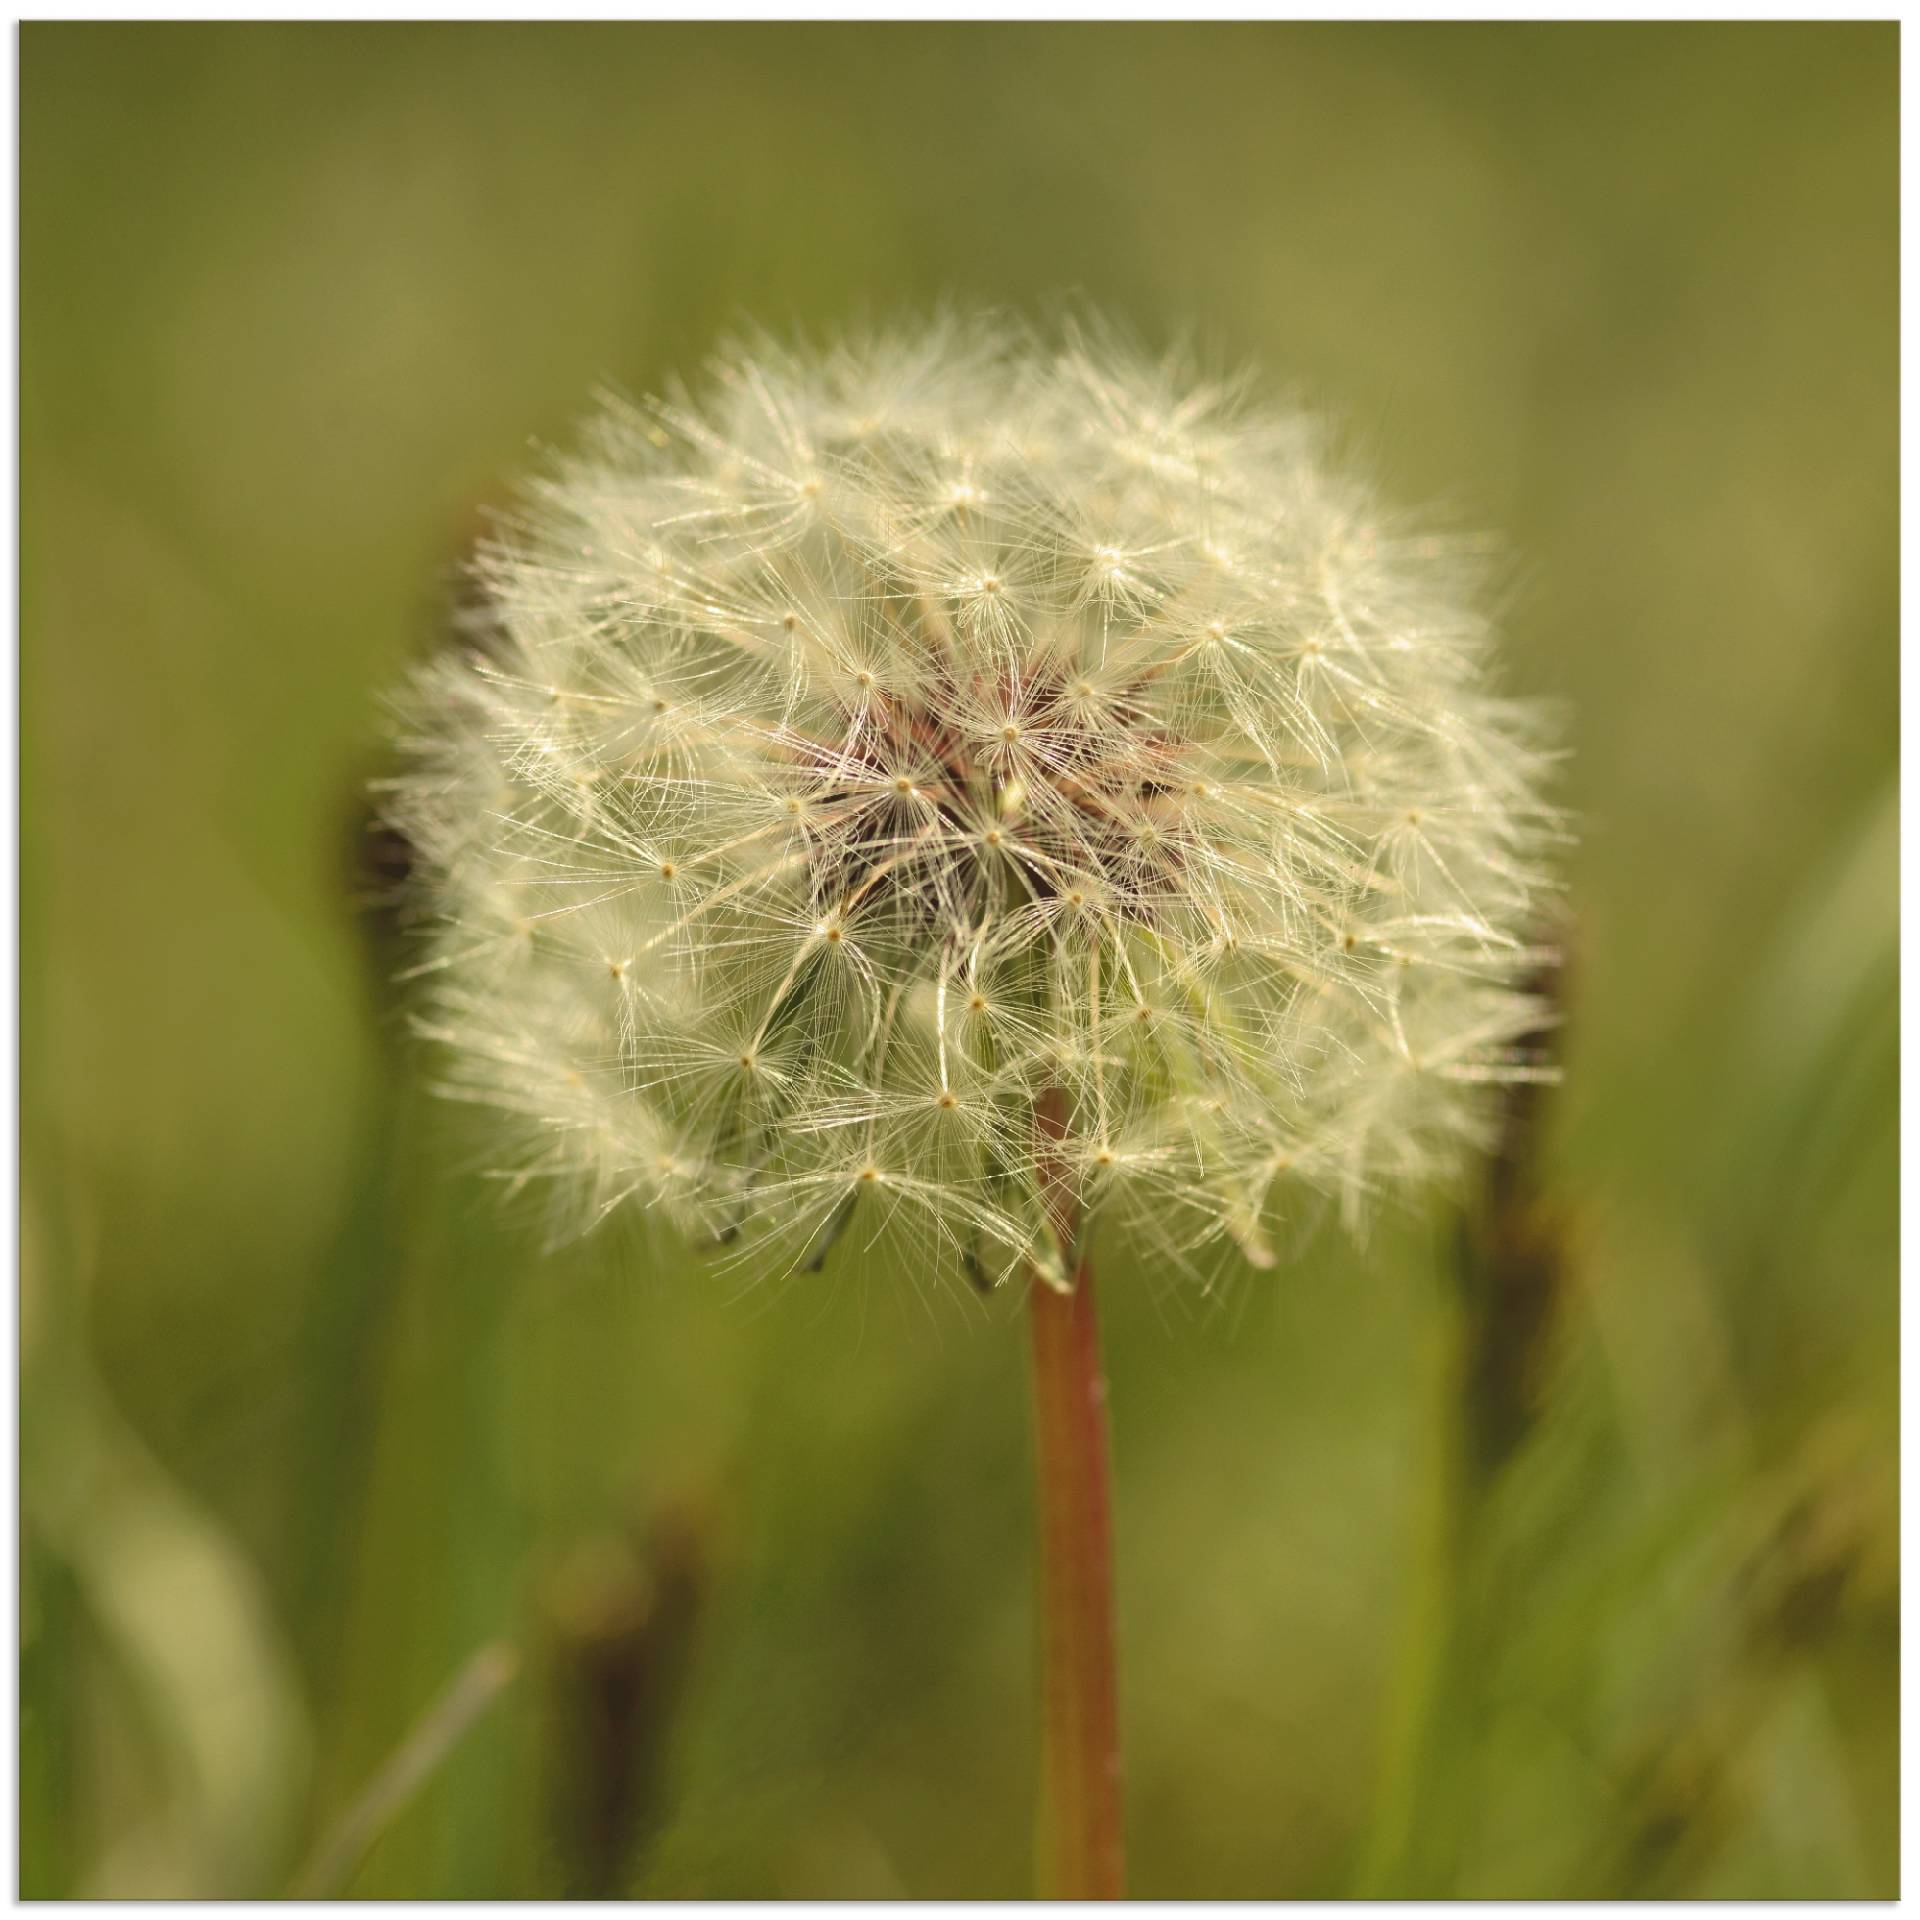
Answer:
xmin=1028 ymin=1260 xmax=1125 ymax=1899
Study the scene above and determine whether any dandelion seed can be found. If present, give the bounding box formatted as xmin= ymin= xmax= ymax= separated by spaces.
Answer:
xmin=383 ymin=316 xmax=1565 ymax=1285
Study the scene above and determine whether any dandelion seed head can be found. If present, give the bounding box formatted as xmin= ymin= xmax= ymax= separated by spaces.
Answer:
xmin=385 ymin=316 xmax=1566 ymax=1288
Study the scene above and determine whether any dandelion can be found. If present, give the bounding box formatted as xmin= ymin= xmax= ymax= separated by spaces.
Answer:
xmin=381 ymin=315 xmax=1564 ymax=1896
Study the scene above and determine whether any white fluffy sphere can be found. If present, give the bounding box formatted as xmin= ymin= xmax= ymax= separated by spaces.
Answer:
xmin=385 ymin=319 xmax=1564 ymax=1291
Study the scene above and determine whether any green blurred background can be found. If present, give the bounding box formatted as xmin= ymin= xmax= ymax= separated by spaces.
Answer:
xmin=21 ymin=22 xmax=1897 ymax=1899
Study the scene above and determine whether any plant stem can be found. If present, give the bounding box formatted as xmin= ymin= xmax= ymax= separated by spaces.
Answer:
xmin=1028 ymin=1260 xmax=1125 ymax=1900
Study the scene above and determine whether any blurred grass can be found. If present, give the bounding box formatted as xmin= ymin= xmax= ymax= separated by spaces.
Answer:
xmin=20 ymin=22 xmax=1895 ymax=1897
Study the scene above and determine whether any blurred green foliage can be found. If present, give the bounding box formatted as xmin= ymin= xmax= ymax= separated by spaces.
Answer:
xmin=21 ymin=22 xmax=1895 ymax=1897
